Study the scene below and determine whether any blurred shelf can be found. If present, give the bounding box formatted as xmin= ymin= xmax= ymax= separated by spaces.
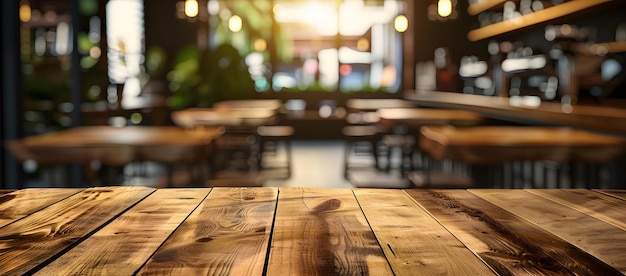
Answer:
xmin=468 ymin=0 xmax=612 ymax=42
xmin=467 ymin=0 xmax=515 ymax=16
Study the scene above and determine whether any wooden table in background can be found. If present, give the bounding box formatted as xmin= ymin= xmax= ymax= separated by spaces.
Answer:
xmin=212 ymin=99 xmax=283 ymax=111
xmin=346 ymin=98 xmax=416 ymax=112
xmin=0 ymin=187 xmax=624 ymax=275
xmin=171 ymin=108 xmax=278 ymax=128
xmin=6 ymin=126 xmax=223 ymax=165
xmin=420 ymin=125 xmax=626 ymax=164
xmin=377 ymin=108 xmax=484 ymax=130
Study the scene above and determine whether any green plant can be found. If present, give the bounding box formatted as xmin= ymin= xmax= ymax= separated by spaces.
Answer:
xmin=167 ymin=44 xmax=254 ymax=110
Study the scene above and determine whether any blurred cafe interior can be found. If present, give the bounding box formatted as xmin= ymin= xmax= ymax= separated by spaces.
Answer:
xmin=2 ymin=0 xmax=626 ymax=190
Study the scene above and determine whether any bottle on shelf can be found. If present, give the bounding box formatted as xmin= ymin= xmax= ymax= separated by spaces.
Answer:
xmin=498 ymin=41 xmax=559 ymax=101
xmin=434 ymin=47 xmax=460 ymax=92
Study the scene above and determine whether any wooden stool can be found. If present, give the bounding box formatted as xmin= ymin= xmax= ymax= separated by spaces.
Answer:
xmin=419 ymin=126 xmax=626 ymax=188
xmin=256 ymin=126 xmax=295 ymax=178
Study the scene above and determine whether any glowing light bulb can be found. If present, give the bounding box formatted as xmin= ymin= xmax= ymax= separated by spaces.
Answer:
xmin=394 ymin=15 xmax=408 ymax=33
xmin=438 ymin=0 xmax=452 ymax=18
xmin=184 ymin=0 xmax=199 ymax=18
xmin=20 ymin=3 xmax=32 ymax=22
xmin=254 ymin=38 xmax=267 ymax=52
xmin=229 ymin=15 xmax=243 ymax=32
xmin=356 ymin=38 xmax=369 ymax=51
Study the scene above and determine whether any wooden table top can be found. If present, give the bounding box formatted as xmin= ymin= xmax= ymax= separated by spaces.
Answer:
xmin=420 ymin=126 xmax=626 ymax=163
xmin=6 ymin=126 xmax=222 ymax=164
xmin=1 ymin=187 xmax=624 ymax=275
xmin=377 ymin=108 xmax=484 ymax=128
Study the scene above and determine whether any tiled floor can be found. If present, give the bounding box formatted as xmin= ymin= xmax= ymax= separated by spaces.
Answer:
xmin=263 ymin=140 xmax=355 ymax=188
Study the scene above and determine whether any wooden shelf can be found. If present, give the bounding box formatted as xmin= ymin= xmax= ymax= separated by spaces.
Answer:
xmin=467 ymin=0 xmax=612 ymax=42
xmin=467 ymin=0 xmax=514 ymax=16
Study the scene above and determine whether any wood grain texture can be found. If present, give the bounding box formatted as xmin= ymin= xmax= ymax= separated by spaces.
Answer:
xmin=35 ymin=188 xmax=209 ymax=275
xmin=405 ymin=189 xmax=621 ymax=275
xmin=267 ymin=187 xmax=393 ymax=276
xmin=470 ymin=189 xmax=626 ymax=273
xmin=0 ymin=188 xmax=83 ymax=228
xmin=353 ymin=189 xmax=494 ymax=275
xmin=0 ymin=186 xmax=155 ymax=275
xmin=139 ymin=187 xmax=278 ymax=276
xmin=2 ymin=187 xmax=625 ymax=274
xmin=528 ymin=189 xmax=626 ymax=231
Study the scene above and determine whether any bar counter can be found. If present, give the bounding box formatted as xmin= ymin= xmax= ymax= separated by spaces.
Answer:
xmin=405 ymin=90 xmax=626 ymax=136
xmin=0 ymin=187 xmax=624 ymax=275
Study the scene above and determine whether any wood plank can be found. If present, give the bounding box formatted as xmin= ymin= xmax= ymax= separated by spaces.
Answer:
xmin=34 ymin=188 xmax=209 ymax=275
xmin=405 ymin=189 xmax=621 ymax=275
xmin=139 ymin=187 xmax=278 ymax=275
xmin=528 ymin=189 xmax=626 ymax=231
xmin=0 ymin=188 xmax=84 ymax=228
xmin=267 ymin=187 xmax=393 ymax=275
xmin=470 ymin=189 xmax=626 ymax=273
xmin=0 ymin=186 xmax=155 ymax=275
xmin=597 ymin=189 xmax=626 ymax=201
xmin=353 ymin=189 xmax=494 ymax=275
